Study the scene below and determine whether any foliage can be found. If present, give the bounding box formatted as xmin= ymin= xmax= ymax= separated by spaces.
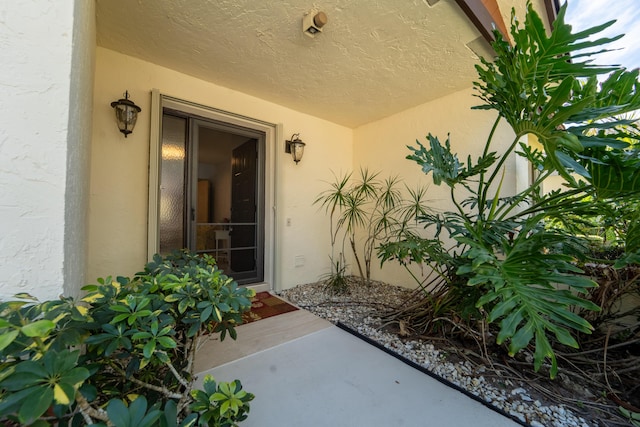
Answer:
xmin=379 ymin=3 xmax=640 ymax=378
xmin=319 ymin=255 xmax=349 ymax=295
xmin=315 ymin=168 xmax=430 ymax=289
xmin=619 ymin=407 xmax=640 ymax=427
xmin=0 ymin=250 xmax=255 ymax=426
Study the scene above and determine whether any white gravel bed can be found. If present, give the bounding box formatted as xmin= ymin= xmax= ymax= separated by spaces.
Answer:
xmin=280 ymin=279 xmax=596 ymax=427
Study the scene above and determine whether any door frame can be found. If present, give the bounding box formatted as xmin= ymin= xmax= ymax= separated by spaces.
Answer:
xmin=148 ymin=90 xmax=281 ymax=290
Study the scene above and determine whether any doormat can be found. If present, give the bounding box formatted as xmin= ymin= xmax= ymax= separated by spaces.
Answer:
xmin=241 ymin=292 xmax=299 ymax=324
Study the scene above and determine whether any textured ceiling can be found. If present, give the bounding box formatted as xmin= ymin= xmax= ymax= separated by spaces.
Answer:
xmin=96 ymin=0 xmax=507 ymax=128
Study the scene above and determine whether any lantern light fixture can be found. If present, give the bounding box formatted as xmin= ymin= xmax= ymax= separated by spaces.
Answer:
xmin=285 ymin=133 xmax=306 ymax=164
xmin=110 ymin=91 xmax=141 ymax=137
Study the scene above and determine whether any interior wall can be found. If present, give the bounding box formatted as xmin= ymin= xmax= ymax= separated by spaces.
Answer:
xmin=89 ymin=47 xmax=352 ymax=289
xmin=197 ymin=129 xmax=248 ymax=224
xmin=353 ymin=87 xmax=517 ymax=288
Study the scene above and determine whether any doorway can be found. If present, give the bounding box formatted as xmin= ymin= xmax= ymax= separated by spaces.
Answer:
xmin=158 ymin=110 xmax=265 ymax=284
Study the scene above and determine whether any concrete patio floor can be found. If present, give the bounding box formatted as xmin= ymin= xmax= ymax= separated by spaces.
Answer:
xmin=195 ymin=311 xmax=521 ymax=427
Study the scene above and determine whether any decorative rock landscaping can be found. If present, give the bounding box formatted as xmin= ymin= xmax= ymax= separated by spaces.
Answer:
xmin=281 ymin=279 xmax=598 ymax=427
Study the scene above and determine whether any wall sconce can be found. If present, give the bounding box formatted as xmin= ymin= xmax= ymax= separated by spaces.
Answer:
xmin=110 ymin=91 xmax=141 ymax=137
xmin=285 ymin=134 xmax=306 ymax=164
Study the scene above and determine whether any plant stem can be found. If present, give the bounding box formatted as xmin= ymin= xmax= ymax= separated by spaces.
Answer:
xmin=494 ymin=168 xmax=553 ymax=220
xmin=477 ymin=116 xmax=503 ymax=218
xmin=350 ymin=238 xmax=366 ymax=286
xmin=76 ymin=392 xmax=110 ymax=425
xmin=479 ymin=133 xmax=524 ymax=218
xmin=166 ymin=359 xmax=190 ymax=389
xmin=109 ymin=362 xmax=183 ymax=399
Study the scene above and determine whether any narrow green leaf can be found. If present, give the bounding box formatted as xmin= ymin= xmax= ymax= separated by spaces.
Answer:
xmin=109 ymin=304 xmax=131 ymax=313
xmin=488 ymin=296 xmax=518 ymax=323
xmin=156 ymin=336 xmax=177 ymax=349
xmin=112 ymin=313 xmax=129 ymax=323
xmin=132 ymin=331 xmax=153 ymax=340
xmin=553 ymin=326 xmax=579 ymax=348
xmin=0 ymin=372 xmax=45 ymax=391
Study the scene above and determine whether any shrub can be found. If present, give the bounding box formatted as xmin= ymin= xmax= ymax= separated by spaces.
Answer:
xmin=0 ymin=250 xmax=255 ymax=426
xmin=379 ymin=3 xmax=640 ymax=378
xmin=315 ymin=168 xmax=430 ymax=290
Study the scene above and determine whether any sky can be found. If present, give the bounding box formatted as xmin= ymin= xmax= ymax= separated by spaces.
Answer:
xmin=564 ymin=0 xmax=640 ymax=71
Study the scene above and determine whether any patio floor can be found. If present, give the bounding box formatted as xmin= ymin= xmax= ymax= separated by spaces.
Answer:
xmin=195 ymin=309 xmax=521 ymax=427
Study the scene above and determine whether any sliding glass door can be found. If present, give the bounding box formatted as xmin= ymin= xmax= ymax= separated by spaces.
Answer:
xmin=159 ymin=111 xmax=265 ymax=284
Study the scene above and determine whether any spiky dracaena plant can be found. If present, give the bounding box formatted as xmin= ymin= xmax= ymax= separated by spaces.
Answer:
xmin=379 ymin=3 xmax=640 ymax=377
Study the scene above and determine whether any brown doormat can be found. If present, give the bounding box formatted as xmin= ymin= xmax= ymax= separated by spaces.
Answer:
xmin=241 ymin=291 xmax=299 ymax=324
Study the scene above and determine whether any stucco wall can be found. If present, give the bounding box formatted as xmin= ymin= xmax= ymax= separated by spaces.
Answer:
xmin=63 ymin=0 xmax=95 ymax=297
xmin=0 ymin=0 xmax=93 ymax=301
xmin=353 ymin=87 xmax=517 ymax=288
xmin=89 ymin=47 xmax=352 ymax=290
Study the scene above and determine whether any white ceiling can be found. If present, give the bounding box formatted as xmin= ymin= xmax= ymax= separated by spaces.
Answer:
xmin=95 ymin=0 xmax=537 ymax=128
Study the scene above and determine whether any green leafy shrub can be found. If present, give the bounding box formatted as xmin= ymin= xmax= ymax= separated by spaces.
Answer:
xmin=0 ymin=250 xmax=255 ymax=426
xmin=315 ymin=168 xmax=430 ymax=290
xmin=379 ymin=3 xmax=640 ymax=377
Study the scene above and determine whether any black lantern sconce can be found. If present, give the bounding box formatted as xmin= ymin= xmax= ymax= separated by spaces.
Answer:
xmin=285 ymin=133 xmax=306 ymax=164
xmin=110 ymin=91 xmax=141 ymax=137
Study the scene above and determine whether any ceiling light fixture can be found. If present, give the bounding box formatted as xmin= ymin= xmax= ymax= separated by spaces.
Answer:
xmin=302 ymin=10 xmax=327 ymax=38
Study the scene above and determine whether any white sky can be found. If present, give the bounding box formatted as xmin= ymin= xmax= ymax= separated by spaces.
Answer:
xmin=564 ymin=0 xmax=640 ymax=70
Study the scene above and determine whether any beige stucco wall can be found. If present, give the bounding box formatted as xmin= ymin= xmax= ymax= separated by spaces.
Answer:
xmin=0 ymin=0 xmax=94 ymax=301
xmin=64 ymin=0 xmax=95 ymax=297
xmin=353 ymin=87 xmax=517 ymax=288
xmin=89 ymin=47 xmax=352 ymax=290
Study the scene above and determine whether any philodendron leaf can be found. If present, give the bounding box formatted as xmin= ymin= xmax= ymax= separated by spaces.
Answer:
xmin=534 ymin=331 xmax=556 ymax=377
xmin=625 ymin=211 xmax=640 ymax=252
xmin=507 ymin=321 xmax=535 ymax=357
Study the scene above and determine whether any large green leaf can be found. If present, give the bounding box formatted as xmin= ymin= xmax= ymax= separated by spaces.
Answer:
xmin=626 ymin=211 xmax=640 ymax=252
xmin=20 ymin=319 xmax=55 ymax=338
xmin=473 ymin=3 xmax=627 ymax=144
xmin=0 ymin=330 xmax=19 ymax=351
xmin=407 ymin=134 xmax=497 ymax=189
xmin=471 ymin=227 xmax=598 ymax=378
